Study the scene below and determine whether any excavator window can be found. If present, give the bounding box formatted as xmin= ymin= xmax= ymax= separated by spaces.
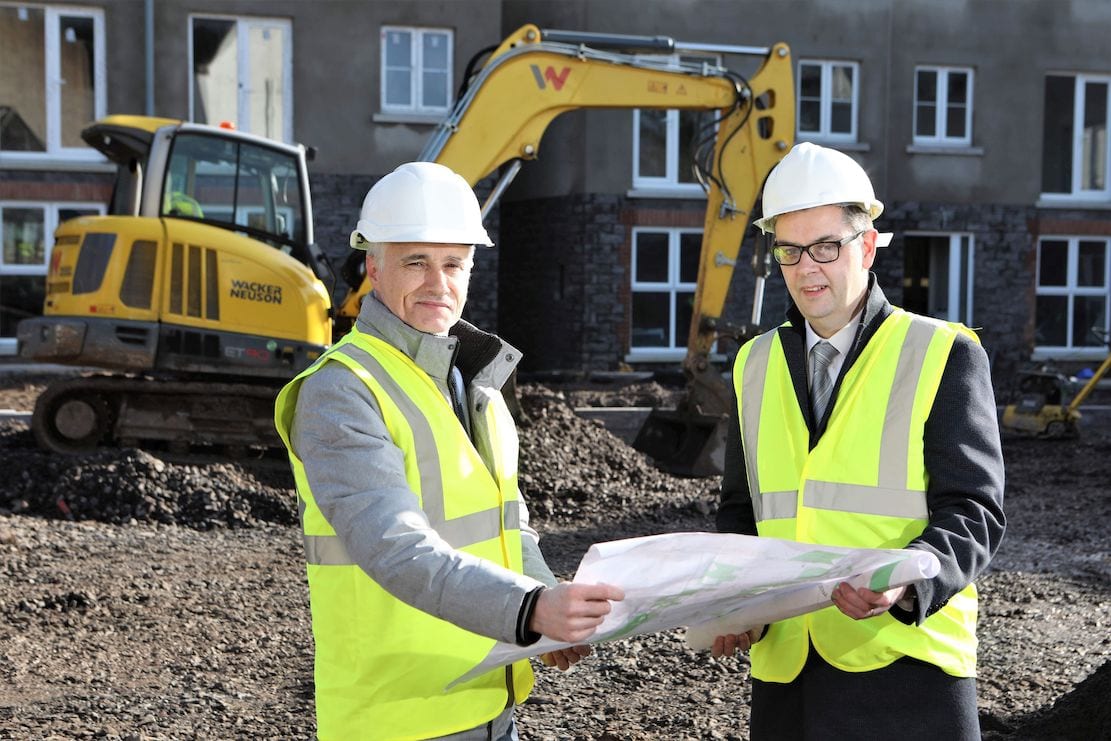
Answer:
xmin=161 ymin=132 xmax=306 ymax=251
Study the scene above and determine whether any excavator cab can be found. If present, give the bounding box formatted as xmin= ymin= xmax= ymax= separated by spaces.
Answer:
xmin=21 ymin=115 xmax=329 ymax=376
xmin=17 ymin=116 xmax=333 ymax=453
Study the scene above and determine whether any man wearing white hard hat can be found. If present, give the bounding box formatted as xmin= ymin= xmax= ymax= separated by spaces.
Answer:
xmin=275 ymin=162 xmax=623 ymax=740
xmin=713 ymin=143 xmax=1005 ymax=739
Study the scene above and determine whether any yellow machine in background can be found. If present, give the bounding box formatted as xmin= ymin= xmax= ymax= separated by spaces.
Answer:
xmin=19 ymin=116 xmax=329 ymax=452
xmin=1002 ymin=351 xmax=1111 ymax=437
xmin=19 ymin=24 xmax=793 ymax=466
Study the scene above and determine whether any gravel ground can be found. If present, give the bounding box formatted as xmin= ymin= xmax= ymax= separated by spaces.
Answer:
xmin=0 ymin=375 xmax=1108 ymax=740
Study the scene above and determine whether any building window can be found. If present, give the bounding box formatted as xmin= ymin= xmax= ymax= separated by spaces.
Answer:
xmin=0 ymin=5 xmax=106 ymax=158
xmin=381 ymin=26 xmax=452 ymax=115
xmin=797 ymin=60 xmax=858 ymax=143
xmin=0 ymin=202 xmax=104 ymax=349
xmin=190 ymin=16 xmax=293 ymax=142
xmin=632 ymin=54 xmax=720 ymax=192
xmin=1042 ymin=74 xmax=1110 ymax=200
xmin=913 ymin=66 xmax=973 ymax=147
xmin=902 ymin=233 xmax=975 ymax=325
xmin=629 ymin=227 xmax=701 ymax=356
xmin=1035 ymin=237 xmax=1109 ymax=354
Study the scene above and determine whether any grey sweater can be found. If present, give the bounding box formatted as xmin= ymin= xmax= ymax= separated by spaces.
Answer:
xmin=289 ymin=294 xmax=556 ymax=645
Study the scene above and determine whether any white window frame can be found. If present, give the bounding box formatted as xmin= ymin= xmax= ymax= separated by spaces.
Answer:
xmin=913 ymin=65 xmax=974 ymax=147
xmin=626 ymin=226 xmax=702 ymax=362
xmin=379 ymin=26 xmax=453 ymax=116
xmin=0 ymin=4 xmax=107 ymax=162
xmin=1040 ymin=73 xmax=1111 ymax=203
xmin=187 ymin=14 xmax=294 ymax=142
xmin=796 ymin=59 xmax=859 ymax=144
xmin=0 ymin=200 xmax=105 ymax=352
xmin=904 ymin=231 xmax=976 ymax=325
xmin=1034 ymin=235 xmax=1111 ymax=360
xmin=631 ymin=52 xmax=720 ymax=194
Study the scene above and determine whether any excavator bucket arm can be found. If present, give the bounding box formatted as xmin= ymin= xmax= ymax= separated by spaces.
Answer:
xmin=334 ymin=25 xmax=795 ymax=475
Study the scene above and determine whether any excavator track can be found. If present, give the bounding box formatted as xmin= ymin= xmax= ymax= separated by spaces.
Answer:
xmin=32 ymin=374 xmax=285 ymax=456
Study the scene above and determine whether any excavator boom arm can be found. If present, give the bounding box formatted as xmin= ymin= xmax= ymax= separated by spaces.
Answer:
xmin=342 ymin=27 xmax=795 ymax=390
xmin=421 ymin=25 xmax=744 ymax=180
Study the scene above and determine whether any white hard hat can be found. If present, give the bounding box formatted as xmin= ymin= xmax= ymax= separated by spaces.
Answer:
xmin=754 ymin=142 xmax=884 ymax=235
xmin=349 ymin=161 xmax=493 ymax=248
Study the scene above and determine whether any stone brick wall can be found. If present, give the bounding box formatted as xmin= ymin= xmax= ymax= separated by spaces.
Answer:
xmin=717 ymin=231 xmax=791 ymax=358
xmin=499 ymin=193 xmax=625 ymax=371
xmin=498 ymin=193 xmax=783 ymax=374
xmin=880 ymin=201 xmax=1037 ymax=392
xmin=0 ymin=170 xmax=113 ymax=202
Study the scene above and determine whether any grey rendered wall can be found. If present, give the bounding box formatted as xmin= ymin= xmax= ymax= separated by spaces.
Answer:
xmin=501 ymin=0 xmax=895 ymax=197
xmin=144 ymin=0 xmax=498 ymax=175
xmin=295 ymin=1 xmax=503 ymax=329
xmin=153 ymin=1 xmax=502 ymax=324
xmin=85 ymin=1 xmax=502 ymax=327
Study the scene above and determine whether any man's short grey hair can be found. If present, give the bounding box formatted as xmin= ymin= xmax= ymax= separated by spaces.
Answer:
xmin=363 ymin=241 xmax=477 ymax=268
xmin=363 ymin=240 xmax=385 ymax=262
xmin=840 ymin=204 xmax=873 ymax=233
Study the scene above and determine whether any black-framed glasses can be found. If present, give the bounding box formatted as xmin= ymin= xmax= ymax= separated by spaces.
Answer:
xmin=771 ymin=230 xmax=865 ymax=265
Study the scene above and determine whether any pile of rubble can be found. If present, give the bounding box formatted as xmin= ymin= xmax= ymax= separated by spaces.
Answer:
xmin=0 ymin=384 xmax=713 ymax=533
xmin=0 ymin=423 xmax=296 ymax=529
xmin=516 ymin=384 xmax=716 ymax=527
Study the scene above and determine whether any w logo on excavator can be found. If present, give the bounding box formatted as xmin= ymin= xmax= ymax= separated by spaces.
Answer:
xmin=530 ymin=64 xmax=571 ymax=91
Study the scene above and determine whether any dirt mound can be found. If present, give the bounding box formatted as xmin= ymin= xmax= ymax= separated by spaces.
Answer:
xmin=550 ymin=379 xmax=682 ymax=408
xmin=516 ymin=384 xmax=716 ymax=527
xmin=1011 ymin=659 xmax=1111 ymax=740
xmin=0 ymin=385 xmax=711 ymax=532
xmin=0 ymin=422 xmax=296 ymax=530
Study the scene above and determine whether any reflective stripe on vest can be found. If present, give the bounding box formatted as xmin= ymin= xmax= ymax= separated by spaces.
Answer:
xmin=733 ymin=310 xmax=980 ymax=681
xmin=297 ymin=340 xmax=522 ymax=564
xmin=740 ymin=317 xmax=937 ymax=524
xmin=301 ymin=500 xmax=524 ymax=566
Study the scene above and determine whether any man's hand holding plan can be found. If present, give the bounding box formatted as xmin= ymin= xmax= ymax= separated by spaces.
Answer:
xmin=450 ymin=531 xmax=939 ymax=688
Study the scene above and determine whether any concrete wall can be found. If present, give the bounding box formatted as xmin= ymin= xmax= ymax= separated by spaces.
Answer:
xmin=140 ymin=0 xmax=500 ymax=175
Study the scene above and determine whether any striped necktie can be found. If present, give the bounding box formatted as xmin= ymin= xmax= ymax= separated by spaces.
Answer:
xmin=809 ymin=340 xmax=839 ymax=422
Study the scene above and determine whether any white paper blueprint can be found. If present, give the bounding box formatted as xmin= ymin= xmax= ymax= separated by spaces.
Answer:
xmin=449 ymin=531 xmax=939 ymax=688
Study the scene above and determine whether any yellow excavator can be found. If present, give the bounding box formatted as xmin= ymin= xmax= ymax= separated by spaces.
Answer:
xmin=19 ymin=24 xmax=793 ymax=471
xmin=19 ymin=116 xmax=326 ymax=453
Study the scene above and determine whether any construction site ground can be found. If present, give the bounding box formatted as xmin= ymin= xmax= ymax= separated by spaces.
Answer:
xmin=0 ymin=372 xmax=1109 ymax=740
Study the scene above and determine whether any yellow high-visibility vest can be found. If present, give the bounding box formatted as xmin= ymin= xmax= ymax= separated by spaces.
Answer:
xmin=733 ymin=310 xmax=979 ymax=682
xmin=275 ymin=329 xmax=532 ymax=740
